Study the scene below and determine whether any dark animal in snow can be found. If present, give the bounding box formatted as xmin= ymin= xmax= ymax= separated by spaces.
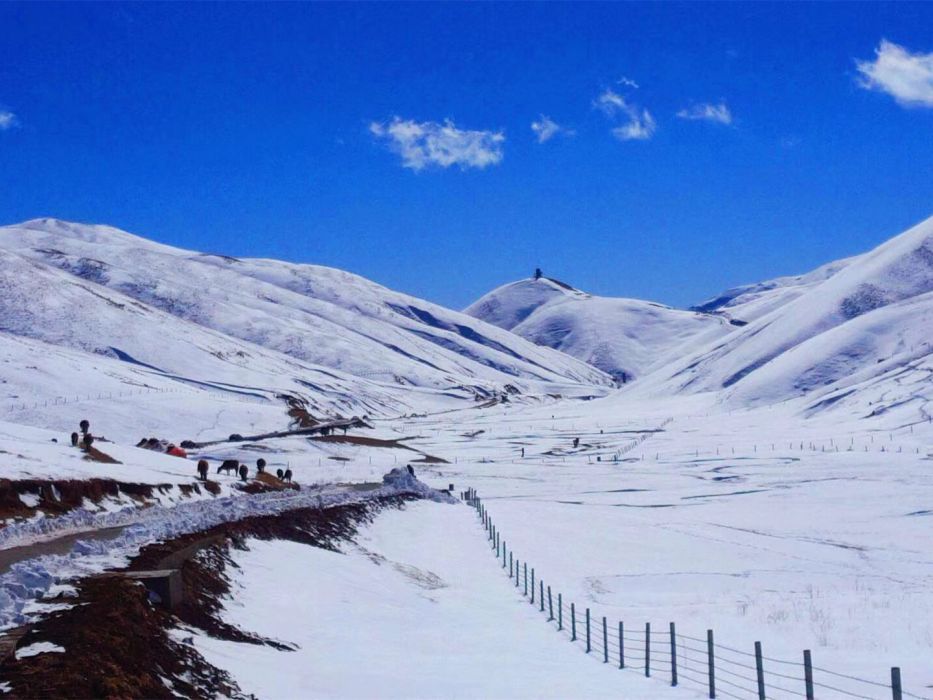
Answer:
xmin=283 ymin=468 xmax=293 ymax=483
xmin=217 ymin=460 xmax=239 ymax=475
xmin=276 ymin=469 xmax=284 ymax=480
xmin=238 ymin=465 xmax=248 ymax=481
xmin=197 ymin=460 xmax=209 ymax=481
xmin=256 ymin=458 xmax=266 ymax=473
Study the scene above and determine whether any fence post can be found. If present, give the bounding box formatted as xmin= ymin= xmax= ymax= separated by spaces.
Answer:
xmin=891 ymin=667 xmax=902 ymax=700
xmin=645 ymin=622 xmax=651 ymax=677
xmin=558 ymin=594 xmax=563 ymax=630
xmin=586 ymin=608 xmax=591 ymax=653
xmin=707 ymin=630 xmax=715 ymax=698
xmin=502 ymin=542 xmax=506 ymax=568
xmin=670 ymin=622 xmax=678 ymax=686
xmin=603 ymin=617 xmax=608 ymax=663
xmin=524 ymin=563 xmax=528 ymax=596
xmin=509 ymin=552 xmax=513 ymax=577
xmin=755 ymin=642 xmax=765 ymax=700
xmin=619 ymin=622 xmax=624 ymax=669
xmin=548 ymin=586 xmax=553 ymax=620
xmin=804 ymin=650 xmax=813 ymax=700
xmin=539 ymin=581 xmax=544 ymax=612
xmin=531 ymin=568 xmax=535 ymax=604
xmin=515 ymin=559 xmax=519 ymax=588
xmin=571 ymin=603 xmax=576 ymax=641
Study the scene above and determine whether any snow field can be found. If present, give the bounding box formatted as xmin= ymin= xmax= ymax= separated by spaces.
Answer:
xmin=387 ymin=395 xmax=933 ymax=697
xmin=195 ymin=501 xmax=701 ymax=699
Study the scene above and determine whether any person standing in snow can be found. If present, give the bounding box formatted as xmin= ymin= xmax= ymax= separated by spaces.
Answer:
xmin=238 ymin=464 xmax=248 ymax=481
xmin=256 ymin=458 xmax=266 ymax=473
xmin=79 ymin=419 xmax=90 ymax=437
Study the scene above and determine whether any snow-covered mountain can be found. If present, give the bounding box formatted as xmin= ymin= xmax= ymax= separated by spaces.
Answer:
xmin=465 ymin=276 xmax=729 ymax=381
xmin=638 ymin=214 xmax=933 ymax=414
xmin=467 ymin=216 xmax=933 ymax=422
xmin=691 ymin=255 xmax=859 ymax=324
xmin=0 ymin=219 xmax=612 ymax=421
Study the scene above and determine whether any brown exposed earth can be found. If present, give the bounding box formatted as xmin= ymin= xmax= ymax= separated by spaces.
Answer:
xmin=0 ymin=496 xmax=411 ymax=699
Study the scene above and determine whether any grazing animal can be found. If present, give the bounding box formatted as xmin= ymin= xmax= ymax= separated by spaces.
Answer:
xmin=283 ymin=468 xmax=293 ymax=483
xmin=217 ymin=459 xmax=239 ymax=475
xmin=197 ymin=460 xmax=209 ymax=481
xmin=71 ymin=432 xmax=80 ymax=447
xmin=276 ymin=468 xmax=284 ymax=480
xmin=238 ymin=465 xmax=248 ymax=481
xmin=256 ymin=458 xmax=266 ymax=473
xmin=79 ymin=419 xmax=90 ymax=436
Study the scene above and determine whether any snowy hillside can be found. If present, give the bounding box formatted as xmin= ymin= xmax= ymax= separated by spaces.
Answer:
xmin=0 ymin=219 xmax=612 ymax=418
xmin=639 ymin=215 xmax=933 ymax=410
xmin=465 ymin=276 xmax=729 ymax=381
xmin=691 ymin=255 xmax=859 ymax=323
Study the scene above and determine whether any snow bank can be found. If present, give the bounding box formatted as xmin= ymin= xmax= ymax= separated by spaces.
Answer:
xmin=0 ymin=470 xmax=454 ymax=630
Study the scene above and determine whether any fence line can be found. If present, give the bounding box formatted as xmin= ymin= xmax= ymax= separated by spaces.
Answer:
xmin=462 ymin=487 xmax=929 ymax=700
xmin=4 ymin=384 xmax=271 ymax=413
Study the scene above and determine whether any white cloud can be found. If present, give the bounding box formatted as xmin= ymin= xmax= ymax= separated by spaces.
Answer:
xmin=594 ymin=88 xmax=627 ymax=117
xmin=369 ymin=117 xmax=504 ymax=171
xmin=856 ymin=39 xmax=933 ymax=108
xmin=530 ymin=115 xmax=574 ymax=143
xmin=611 ymin=110 xmax=657 ymax=141
xmin=593 ymin=89 xmax=657 ymax=141
xmin=676 ymin=102 xmax=733 ymax=125
xmin=617 ymin=75 xmax=639 ymax=89
xmin=0 ymin=111 xmax=18 ymax=131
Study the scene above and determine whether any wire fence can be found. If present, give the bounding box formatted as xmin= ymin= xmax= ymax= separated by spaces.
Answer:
xmin=4 ymin=384 xmax=271 ymax=413
xmin=462 ymin=487 xmax=931 ymax=700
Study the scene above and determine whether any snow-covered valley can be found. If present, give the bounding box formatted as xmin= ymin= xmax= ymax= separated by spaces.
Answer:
xmin=0 ymin=216 xmax=931 ymax=698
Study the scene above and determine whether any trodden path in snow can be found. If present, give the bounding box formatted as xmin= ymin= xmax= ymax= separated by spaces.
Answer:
xmin=194 ymin=500 xmax=702 ymax=699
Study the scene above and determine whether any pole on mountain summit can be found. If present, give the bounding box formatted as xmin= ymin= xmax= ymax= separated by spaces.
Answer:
xmin=891 ymin=668 xmax=902 ymax=700
xmin=708 ymin=630 xmax=716 ymax=698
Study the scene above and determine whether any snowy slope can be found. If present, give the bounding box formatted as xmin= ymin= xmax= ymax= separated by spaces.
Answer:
xmin=638 ymin=215 xmax=933 ymax=409
xmin=691 ymin=255 xmax=858 ymax=323
xmin=465 ymin=277 xmax=729 ymax=381
xmin=0 ymin=219 xmax=611 ymax=406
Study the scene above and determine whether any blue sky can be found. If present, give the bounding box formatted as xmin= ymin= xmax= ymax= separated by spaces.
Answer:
xmin=1 ymin=3 xmax=932 ymax=310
